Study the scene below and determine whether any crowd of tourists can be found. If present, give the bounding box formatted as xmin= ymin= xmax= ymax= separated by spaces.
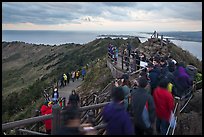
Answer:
xmin=108 ymin=43 xmax=118 ymax=64
xmin=39 ymin=43 xmax=201 ymax=135
xmin=59 ymin=67 xmax=86 ymax=88
xmin=102 ymin=47 xmax=199 ymax=135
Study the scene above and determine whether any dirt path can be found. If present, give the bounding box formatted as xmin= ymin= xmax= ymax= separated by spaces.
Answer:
xmin=58 ymin=78 xmax=83 ymax=101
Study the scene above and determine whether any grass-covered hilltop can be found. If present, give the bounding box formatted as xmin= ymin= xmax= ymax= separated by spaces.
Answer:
xmin=2 ymin=37 xmax=202 ymax=124
xmin=2 ymin=37 xmax=140 ymax=123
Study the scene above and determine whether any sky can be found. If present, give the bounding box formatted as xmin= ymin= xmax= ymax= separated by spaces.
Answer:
xmin=2 ymin=2 xmax=202 ymax=32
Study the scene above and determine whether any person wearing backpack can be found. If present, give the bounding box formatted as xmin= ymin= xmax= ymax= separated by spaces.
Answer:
xmin=131 ymin=76 xmax=155 ymax=135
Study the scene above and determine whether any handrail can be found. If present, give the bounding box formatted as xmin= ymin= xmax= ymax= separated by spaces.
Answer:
xmin=94 ymin=123 xmax=107 ymax=130
xmin=78 ymin=102 xmax=110 ymax=112
xmin=18 ymin=129 xmax=48 ymax=135
xmin=2 ymin=102 xmax=110 ymax=131
xmin=2 ymin=114 xmax=52 ymax=131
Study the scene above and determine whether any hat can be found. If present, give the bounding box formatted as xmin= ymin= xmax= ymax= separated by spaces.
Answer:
xmin=48 ymin=101 xmax=52 ymax=105
xmin=54 ymin=88 xmax=58 ymax=92
xmin=172 ymin=59 xmax=177 ymax=65
xmin=44 ymin=100 xmax=48 ymax=105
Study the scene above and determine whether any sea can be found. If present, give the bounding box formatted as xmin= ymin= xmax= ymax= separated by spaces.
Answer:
xmin=2 ymin=30 xmax=202 ymax=61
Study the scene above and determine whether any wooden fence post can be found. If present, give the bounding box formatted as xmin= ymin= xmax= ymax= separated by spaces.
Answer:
xmin=35 ymin=109 xmax=40 ymax=132
xmin=51 ymin=104 xmax=61 ymax=135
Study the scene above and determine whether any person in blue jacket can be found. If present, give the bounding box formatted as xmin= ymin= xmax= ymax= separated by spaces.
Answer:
xmin=81 ymin=68 xmax=86 ymax=81
xmin=102 ymin=87 xmax=134 ymax=135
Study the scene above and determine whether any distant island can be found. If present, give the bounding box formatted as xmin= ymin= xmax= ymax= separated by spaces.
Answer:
xmin=97 ymin=34 xmax=146 ymax=39
xmin=140 ymin=31 xmax=202 ymax=42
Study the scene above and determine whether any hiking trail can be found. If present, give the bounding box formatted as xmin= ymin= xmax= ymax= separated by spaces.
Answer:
xmin=58 ymin=78 xmax=83 ymax=101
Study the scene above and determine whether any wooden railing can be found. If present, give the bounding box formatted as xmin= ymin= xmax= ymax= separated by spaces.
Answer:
xmin=3 ymin=50 xmax=201 ymax=135
xmin=2 ymin=102 xmax=110 ymax=135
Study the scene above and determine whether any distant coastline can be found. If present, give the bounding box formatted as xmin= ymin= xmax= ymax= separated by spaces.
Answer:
xmin=2 ymin=30 xmax=202 ymax=60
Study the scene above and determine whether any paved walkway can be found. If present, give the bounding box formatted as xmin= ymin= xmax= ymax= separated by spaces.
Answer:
xmin=58 ymin=78 xmax=83 ymax=100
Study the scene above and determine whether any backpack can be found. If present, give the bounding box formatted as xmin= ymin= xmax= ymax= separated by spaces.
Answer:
xmin=142 ymin=101 xmax=151 ymax=129
xmin=185 ymin=65 xmax=197 ymax=81
xmin=167 ymin=83 xmax=173 ymax=93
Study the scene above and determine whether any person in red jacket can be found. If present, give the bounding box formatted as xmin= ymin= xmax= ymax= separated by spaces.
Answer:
xmin=153 ymin=78 xmax=174 ymax=135
xmin=40 ymin=101 xmax=52 ymax=134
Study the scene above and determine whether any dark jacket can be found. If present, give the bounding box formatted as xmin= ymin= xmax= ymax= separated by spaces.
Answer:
xmin=160 ymin=63 xmax=169 ymax=78
xmin=131 ymin=88 xmax=155 ymax=130
xmin=69 ymin=94 xmax=80 ymax=106
xmin=102 ymin=102 xmax=134 ymax=135
xmin=149 ymin=66 xmax=161 ymax=90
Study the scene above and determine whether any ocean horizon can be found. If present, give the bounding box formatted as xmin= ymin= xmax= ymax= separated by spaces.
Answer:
xmin=2 ymin=30 xmax=202 ymax=60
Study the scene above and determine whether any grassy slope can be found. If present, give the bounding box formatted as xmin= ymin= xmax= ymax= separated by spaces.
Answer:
xmin=2 ymin=38 xmax=140 ymax=123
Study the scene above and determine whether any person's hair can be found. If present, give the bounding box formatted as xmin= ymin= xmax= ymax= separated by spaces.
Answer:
xmin=138 ymin=76 xmax=148 ymax=88
xmin=61 ymin=106 xmax=80 ymax=125
xmin=160 ymin=57 xmax=165 ymax=63
xmin=111 ymin=87 xmax=124 ymax=102
xmin=158 ymin=78 xmax=169 ymax=89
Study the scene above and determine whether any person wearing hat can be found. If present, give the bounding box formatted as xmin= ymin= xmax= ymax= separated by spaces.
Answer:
xmin=131 ymin=76 xmax=155 ymax=135
xmin=40 ymin=100 xmax=52 ymax=134
xmin=52 ymin=88 xmax=59 ymax=104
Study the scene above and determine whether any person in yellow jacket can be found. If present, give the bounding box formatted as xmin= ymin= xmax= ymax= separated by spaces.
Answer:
xmin=76 ymin=71 xmax=80 ymax=80
xmin=63 ymin=73 xmax=67 ymax=86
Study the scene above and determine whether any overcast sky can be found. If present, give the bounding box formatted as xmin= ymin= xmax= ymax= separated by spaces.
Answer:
xmin=2 ymin=2 xmax=202 ymax=32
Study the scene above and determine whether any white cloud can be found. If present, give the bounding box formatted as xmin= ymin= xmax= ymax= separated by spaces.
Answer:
xmin=2 ymin=2 xmax=202 ymax=31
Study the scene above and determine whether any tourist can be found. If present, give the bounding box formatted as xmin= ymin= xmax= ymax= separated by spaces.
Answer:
xmin=121 ymin=74 xmax=131 ymax=111
xmin=102 ymin=87 xmax=134 ymax=135
xmin=153 ymin=78 xmax=174 ymax=135
xmin=68 ymin=90 xmax=80 ymax=107
xmin=72 ymin=71 xmax=75 ymax=82
xmin=56 ymin=106 xmax=82 ymax=135
xmin=41 ymin=101 xmax=52 ymax=134
xmin=52 ymin=87 xmax=59 ymax=104
xmin=131 ymin=76 xmax=155 ymax=135
xmin=63 ymin=73 xmax=67 ymax=86
xmin=81 ymin=68 xmax=86 ymax=81
xmin=147 ymin=62 xmax=161 ymax=95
